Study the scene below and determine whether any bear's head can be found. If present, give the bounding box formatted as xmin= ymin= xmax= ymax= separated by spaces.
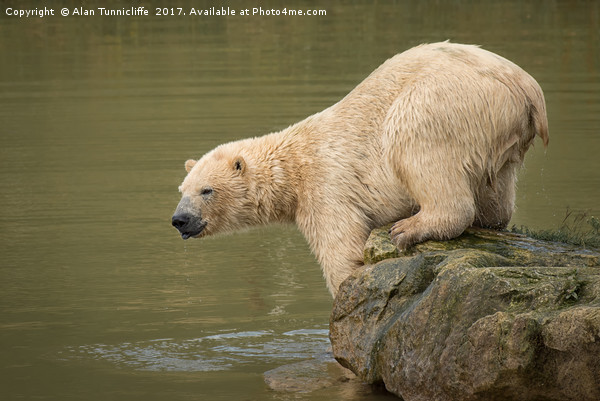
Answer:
xmin=172 ymin=146 xmax=252 ymax=240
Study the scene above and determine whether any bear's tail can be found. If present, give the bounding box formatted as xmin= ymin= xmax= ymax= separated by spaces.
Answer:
xmin=530 ymin=88 xmax=549 ymax=148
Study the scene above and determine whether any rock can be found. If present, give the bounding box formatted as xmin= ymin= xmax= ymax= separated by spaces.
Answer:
xmin=363 ymin=224 xmax=400 ymax=264
xmin=264 ymin=353 xmax=355 ymax=393
xmin=263 ymin=352 xmax=387 ymax=398
xmin=330 ymin=227 xmax=600 ymax=401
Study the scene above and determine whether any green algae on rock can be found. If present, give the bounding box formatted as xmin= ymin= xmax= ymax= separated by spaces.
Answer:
xmin=331 ymin=227 xmax=600 ymax=401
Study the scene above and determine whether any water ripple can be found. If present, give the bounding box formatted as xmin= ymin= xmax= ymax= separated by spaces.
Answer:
xmin=62 ymin=328 xmax=330 ymax=372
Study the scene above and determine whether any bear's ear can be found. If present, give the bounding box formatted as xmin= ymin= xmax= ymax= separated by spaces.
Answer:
xmin=185 ymin=159 xmax=197 ymax=173
xmin=232 ymin=156 xmax=246 ymax=175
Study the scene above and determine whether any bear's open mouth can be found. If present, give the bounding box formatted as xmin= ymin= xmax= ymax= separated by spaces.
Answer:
xmin=180 ymin=220 xmax=207 ymax=240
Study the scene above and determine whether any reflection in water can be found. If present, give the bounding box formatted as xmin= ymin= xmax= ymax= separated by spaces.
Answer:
xmin=63 ymin=328 xmax=330 ymax=372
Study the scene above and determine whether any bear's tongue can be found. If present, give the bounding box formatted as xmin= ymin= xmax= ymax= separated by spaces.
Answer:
xmin=181 ymin=233 xmax=191 ymax=240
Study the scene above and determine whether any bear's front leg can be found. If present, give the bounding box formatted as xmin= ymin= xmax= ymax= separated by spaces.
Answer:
xmin=296 ymin=205 xmax=370 ymax=297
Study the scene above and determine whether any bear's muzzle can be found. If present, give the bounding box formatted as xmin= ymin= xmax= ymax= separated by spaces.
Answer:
xmin=172 ymin=196 xmax=207 ymax=239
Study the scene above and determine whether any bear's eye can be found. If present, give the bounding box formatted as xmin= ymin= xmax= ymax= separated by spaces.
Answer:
xmin=200 ymin=187 xmax=213 ymax=196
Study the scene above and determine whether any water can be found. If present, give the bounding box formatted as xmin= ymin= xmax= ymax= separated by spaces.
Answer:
xmin=1 ymin=1 xmax=599 ymax=400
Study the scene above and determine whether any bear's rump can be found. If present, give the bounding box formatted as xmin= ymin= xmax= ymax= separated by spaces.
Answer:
xmin=380 ymin=67 xmax=538 ymax=186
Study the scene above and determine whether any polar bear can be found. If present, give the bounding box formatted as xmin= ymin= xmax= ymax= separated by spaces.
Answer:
xmin=172 ymin=42 xmax=548 ymax=296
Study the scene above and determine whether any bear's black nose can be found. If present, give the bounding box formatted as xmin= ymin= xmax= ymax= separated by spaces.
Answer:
xmin=172 ymin=213 xmax=190 ymax=230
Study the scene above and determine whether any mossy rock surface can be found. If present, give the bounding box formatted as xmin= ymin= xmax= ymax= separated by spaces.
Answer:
xmin=331 ymin=227 xmax=600 ymax=401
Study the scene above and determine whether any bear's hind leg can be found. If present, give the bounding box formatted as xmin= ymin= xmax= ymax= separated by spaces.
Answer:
xmin=382 ymin=89 xmax=480 ymax=251
xmin=390 ymin=180 xmax=476 ymax=251
xmin=474 ymin=161 xmax=518 ymax=229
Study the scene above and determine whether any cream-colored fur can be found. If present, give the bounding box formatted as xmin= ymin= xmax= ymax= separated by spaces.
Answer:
xmin=175 ymin=42 xmax=548 ymax=297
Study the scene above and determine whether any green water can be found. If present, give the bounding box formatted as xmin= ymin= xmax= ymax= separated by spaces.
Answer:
xmin=1 ymin=1 xmax=598 ymax=400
